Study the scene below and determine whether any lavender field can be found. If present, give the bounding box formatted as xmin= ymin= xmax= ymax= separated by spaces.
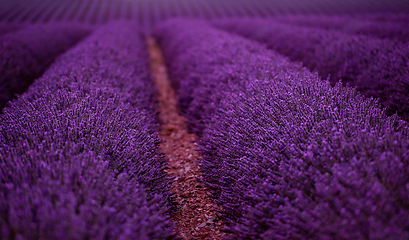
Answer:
xmin=1 ymin=0 xmax=409 ymax=239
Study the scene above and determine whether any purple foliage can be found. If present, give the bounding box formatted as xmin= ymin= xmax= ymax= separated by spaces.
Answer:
xmin=0 ymin=23 xmax=92 ymax=109
xmin=154 ymin=19 xmax=286 ymax=136
xmin=0 ymin=152 xmax=172 ymax=239
xmin=0 ymin=21 xmax=176 ymax=239
xmin=277 ymin=15 xmax=409 ymax=43
xmin=155 ymin=19 xmax=409 ymax=239
xmin=205 ymin=79 xmax=409 ymax=240
xmin=213 ymin=19 xmax=409 ymax=121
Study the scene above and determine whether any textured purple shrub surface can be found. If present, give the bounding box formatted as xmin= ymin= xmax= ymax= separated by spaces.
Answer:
xmin=154 ymin=19 xmax=285 ymax=136
xmin=277 ymin=15 xmax=409 ymax=43
xmin=213 ymin=19 xmax=409 ymax=121
xmin=155 ymin=20 xmax=409 ymax=239
xmin=0 ymin=23 xmax=91 ymax=109
xmin=0 ymin=21 xmax=176 ymax=239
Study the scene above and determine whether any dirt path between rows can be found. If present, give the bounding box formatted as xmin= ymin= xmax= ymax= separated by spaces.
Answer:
xmin=147 ymin=38 xmax=226 ymax=240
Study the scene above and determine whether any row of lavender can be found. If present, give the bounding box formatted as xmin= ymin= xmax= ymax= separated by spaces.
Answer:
xmin=0 ymin=22 xmax=177 ymax=239
xmin=276 ymin=15 xmax=409 ymax=43
xmin=155 ymin=20 xmax=409 ymax=239
xmin=213 ymin=18 xmax=409 ymax=122
xmin=3 ymin=0 xmax=409 ymax=25
xmin=0 ymin=23 xmax=92 ymax=109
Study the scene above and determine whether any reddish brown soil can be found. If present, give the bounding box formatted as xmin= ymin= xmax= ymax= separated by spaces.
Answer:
xmin=147 ymin=38 xmax=226 ymax=240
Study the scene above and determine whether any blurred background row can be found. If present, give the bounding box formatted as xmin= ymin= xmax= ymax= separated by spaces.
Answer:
xmin=1 ymin=0 xmax=409 ymax=34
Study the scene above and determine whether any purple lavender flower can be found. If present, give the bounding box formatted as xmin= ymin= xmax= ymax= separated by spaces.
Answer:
xmin=213 ymin=19 xmax=409 ymax=121
xmin=277 ymin=15 xmax=409 ymax=43
xmin=0 ymin=23 xmax=92 ymax=109
xmin=155 ymin=19 xmax=409 ymax=239
xmin=0 ymin=21 xmax=176 ymax=239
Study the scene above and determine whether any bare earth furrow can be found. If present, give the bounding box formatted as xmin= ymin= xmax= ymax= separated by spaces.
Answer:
xmin=148 ymin=37 xmax=226 ymax=240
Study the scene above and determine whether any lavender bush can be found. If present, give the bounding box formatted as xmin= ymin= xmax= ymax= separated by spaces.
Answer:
xmin=0 ymin=21 xmax=176 ymax=239
xmin=155 ymin=19 xmax=409 ymax=239
xmin=154 ymin=19 xmax=286 ymax=136
xmin=277 ymin=15 xmax=409 ymax=43
xmin=213 ymin=19 xmax=409 ymax=121
xmin=204 ymin=76 xmax=409 ymax=240
xmin=0 ymin=23 xmax=91 ymax=109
